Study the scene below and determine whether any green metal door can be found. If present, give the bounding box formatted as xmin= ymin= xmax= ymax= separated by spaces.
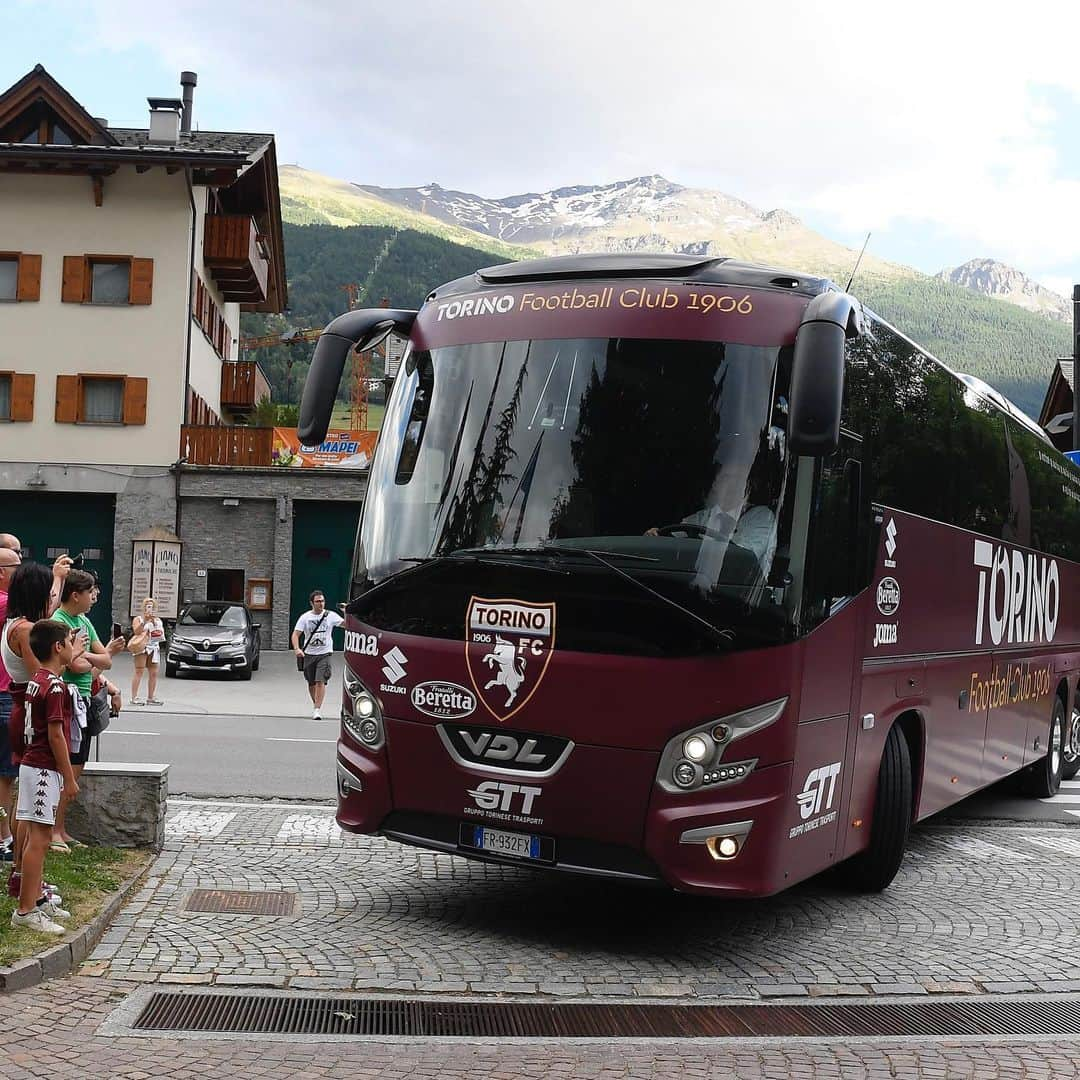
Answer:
xmin=4 ymin=492 xmax=115 ymax=640
xmin=289 ymin=500 xmax=361 ymax=646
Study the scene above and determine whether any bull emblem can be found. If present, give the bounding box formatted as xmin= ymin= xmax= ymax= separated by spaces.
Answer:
xmin=465 ymin=597 xmax=557 ymax=722
xmin=482 ymin=636 xmax=527 ymax=707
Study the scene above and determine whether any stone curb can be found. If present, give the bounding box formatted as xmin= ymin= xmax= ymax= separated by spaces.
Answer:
xmin=0 ymin=857 xmax=152 ymax=993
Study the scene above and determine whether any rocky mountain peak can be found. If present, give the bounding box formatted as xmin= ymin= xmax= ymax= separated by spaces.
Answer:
xmin=936 ymin=258 xmax=1069 ymax=322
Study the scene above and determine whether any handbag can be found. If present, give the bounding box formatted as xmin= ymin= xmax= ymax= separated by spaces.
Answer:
xmin=297 ymin=611 xmax=329 ymax=672
xmin=86 ymin=684 xmax=112 ymax=737
xmin=128 ymin=626 xmax=148 ymax=654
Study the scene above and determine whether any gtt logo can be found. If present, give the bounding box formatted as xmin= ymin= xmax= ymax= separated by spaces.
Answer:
xmin=466 ymin=781 xmax=542 ymax=815
xmin=796 ymin=762 xmax=841 ymax=820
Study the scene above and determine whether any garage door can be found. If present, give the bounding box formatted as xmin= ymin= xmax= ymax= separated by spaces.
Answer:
xmin=4 ymin=492 xmax=115 ymax=640
xmin=289 ymin=499 xmax=361 ymax=642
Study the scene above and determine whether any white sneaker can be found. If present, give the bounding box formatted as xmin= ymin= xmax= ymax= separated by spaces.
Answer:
xmin=312 ymin=708 xmax=321 ymax=720
xmin=11 ymin=907 xmax=65 ymax=934
xmin=42 ymin=885 xmax=63 ymax=906
xmin=130 ymin=698 xmax=144 ymax=706
xmin=37 ymin=899 xmax=71 ymax=920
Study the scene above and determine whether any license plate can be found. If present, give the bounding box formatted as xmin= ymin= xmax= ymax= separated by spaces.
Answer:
xmin=197 ymin=652 xmax=214 ymax=661
xmin=473 ymin=826 xmax=540 ymax=859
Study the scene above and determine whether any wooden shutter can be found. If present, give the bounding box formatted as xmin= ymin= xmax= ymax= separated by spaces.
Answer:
xmin=129 ymin=258 xmax=154 ymax=305
xmin=122 ymin=376 xmax=148 ymax=425
xmin=61 ymin=256 xmax=87 ymax=302
xmin=55 ymin=375 xmax=80 ymax=422
xmin=15 ymin=254 xmax=41 ymax=301
xmin=10 ymin=373 xmax=35 ymax=421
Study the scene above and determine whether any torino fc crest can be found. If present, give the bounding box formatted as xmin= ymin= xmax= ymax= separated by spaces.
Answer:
xmin=465 ymin=597 xmax=556 ymax=722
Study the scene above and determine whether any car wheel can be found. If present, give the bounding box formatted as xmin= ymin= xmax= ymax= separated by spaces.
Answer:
xmin=165 ymin=662 xmax=178 ymax=678
xmin=836 ymin=723 xmax=912 ymax=892
xmin=235 ymin=666 xmax=253 ymax=681
xmin=1022 ymin=695 xmax=1065 ymax=798
xmin=251 ymin=652 xmax=260 ymax=672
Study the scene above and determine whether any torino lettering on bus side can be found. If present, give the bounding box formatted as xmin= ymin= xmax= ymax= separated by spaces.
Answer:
xmin=973 ymin=540 xmax=1060 ymax=646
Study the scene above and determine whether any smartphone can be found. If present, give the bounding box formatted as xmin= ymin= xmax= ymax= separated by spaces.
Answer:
xmin=71 ymin=553 xmax=84 ymax=568
xmin=111 ymin=622 xmax=123 ymax=641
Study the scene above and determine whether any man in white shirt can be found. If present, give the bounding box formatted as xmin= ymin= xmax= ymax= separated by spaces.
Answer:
xmin=290 ymin=590 xmax=344 ymax=719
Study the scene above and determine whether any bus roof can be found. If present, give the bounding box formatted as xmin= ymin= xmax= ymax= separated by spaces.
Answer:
xmin=430 ymin=253 xmax=836 ymax=303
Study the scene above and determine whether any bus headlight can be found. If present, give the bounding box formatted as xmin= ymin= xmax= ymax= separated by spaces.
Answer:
xmin=655 ymin=697 xmax=787 ymax=795
xmin=342 ymin=667 xmax=384 ymax=751
xmin=683 ymin=735 xmax=710 ymax=762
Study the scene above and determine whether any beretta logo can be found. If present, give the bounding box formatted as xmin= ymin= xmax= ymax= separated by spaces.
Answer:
xmin=876 ymin=576 xmax=901 ymax=616
xmin=411 ymin=681 xmax=476 ymax=720
xmin=465 ymin=597 xmax=556 ymax=722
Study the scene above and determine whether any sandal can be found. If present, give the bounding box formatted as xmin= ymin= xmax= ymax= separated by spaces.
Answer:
xmin=65 ymin=839 xmax=87 ymax=849
xmin=146 ymin=698 xmax=164 ymax=706
xmin=48 ymin=841 xmax=71 ymax=854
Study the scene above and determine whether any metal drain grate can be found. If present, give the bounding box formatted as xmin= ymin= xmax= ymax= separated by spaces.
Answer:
xmin=133 ymin=992 xmax=1080 ymax=1038
xmin=184 ymin=890 xmax=297 ymax=916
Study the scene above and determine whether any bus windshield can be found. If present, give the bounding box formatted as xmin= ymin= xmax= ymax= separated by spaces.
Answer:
xmin=355 ymin=335 xmax=800 ymax=646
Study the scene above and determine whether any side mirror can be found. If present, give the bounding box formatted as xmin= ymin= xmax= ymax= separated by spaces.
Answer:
xmin=252 ymin=622 xmax=262 ymax=630
xmin=788 ymin=292 xmax=861 ymax=457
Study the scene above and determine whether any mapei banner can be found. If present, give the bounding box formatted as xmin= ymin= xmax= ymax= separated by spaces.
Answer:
xmin=272 ymin=427 xmax=377 ymax=469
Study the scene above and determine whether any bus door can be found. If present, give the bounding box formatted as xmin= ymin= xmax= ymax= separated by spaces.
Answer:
xmin=789 ymin=438 xmax=864 ymax=874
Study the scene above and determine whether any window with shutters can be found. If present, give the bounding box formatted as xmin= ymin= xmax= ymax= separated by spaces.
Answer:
xmin=62 ymin=255 xmax=153 ymax=305
xmin=0 ymin=375 xmax=10 ymax=419
xmin=54 ymin=374 xmax=148 ymax=425
xmin=1 ymin=253 xmax=42 ymax=301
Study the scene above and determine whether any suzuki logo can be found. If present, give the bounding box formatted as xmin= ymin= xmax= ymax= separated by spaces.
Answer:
xmin=459 ymin=730 xmax=545 ymax=765
xmin=796 ymin=761 xmax=841 ymax=820
xmin=381 ymin=646 xmax=408 ymax=684
xmin=885 ymin=518 xmax=898 ymax=559
xmin=466 ymin=780 xmax=542 ymax=815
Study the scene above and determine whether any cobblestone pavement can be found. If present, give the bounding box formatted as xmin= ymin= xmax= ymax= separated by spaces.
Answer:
xmin=3 ymin=974 xmax=1080 ymax=1078
xmin=8 ymin=801 xmax=1080 ymax=1076
xmin=74 ymin=801 xmax=1080 ymax=999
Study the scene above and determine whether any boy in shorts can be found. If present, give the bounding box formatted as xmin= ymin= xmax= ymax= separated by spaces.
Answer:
xmin=12 ymin=620 xmax=78 ymax=934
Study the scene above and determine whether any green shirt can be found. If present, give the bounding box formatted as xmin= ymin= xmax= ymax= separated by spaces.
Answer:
xmin=52 ymin=608 xmax=99 ymax=698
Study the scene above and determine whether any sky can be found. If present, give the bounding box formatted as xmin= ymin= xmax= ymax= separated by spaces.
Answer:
xmin=7 ymin=0 xmax=1080 ymax=295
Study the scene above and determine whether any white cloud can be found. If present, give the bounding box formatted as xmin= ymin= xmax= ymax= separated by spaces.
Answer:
xmin=61 ymin=0 xmax=1080 ymax=281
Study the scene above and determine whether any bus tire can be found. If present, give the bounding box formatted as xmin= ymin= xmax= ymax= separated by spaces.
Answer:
xmin=837 ymin=723 xmax=912 ymax=893
xmin=1022 ymin=696 xmax=1065 ymax=798
xmin=1062 ymin=701 xmax=1080 ymax=782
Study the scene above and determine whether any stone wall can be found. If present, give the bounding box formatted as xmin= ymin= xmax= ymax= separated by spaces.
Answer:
xmin=66 ymin=762 xmax=169 ymax=849
xmin=178 ymin=467 xmax=366 ymax=648
xmin=113 ymin=474 xmax=178 ymax=622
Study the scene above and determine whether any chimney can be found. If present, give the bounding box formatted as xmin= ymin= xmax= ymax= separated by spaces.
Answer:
xmin=180 ymin=71 xmax=197 ymax=134
xmin=147 ymin=97 xmax=183 ymax=144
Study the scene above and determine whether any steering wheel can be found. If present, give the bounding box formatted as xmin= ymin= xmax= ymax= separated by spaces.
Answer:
xmin=654 ymin=522 xmax=728 ymax=541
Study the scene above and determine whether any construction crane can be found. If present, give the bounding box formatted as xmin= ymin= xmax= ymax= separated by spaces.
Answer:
xmin=239 ymin=282 xmax=374 ymax=429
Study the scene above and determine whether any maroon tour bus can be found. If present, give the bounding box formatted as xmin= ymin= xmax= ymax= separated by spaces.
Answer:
xmin=298 ymin=253 xmax=1080 ymax=897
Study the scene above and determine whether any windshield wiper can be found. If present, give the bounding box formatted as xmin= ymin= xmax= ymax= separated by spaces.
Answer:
xmin=450 ymin=544 xmax=734 ymax=648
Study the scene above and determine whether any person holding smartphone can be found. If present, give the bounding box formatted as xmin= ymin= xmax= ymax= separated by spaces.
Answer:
xmin=130 ymin=598 xmax=165 ymax=706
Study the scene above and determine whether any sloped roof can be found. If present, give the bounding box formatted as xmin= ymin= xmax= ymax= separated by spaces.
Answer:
xmin=108 ymin=128 xmax=272 ymax=155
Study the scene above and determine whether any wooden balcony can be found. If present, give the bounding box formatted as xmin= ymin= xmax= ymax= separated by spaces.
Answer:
xmin=220 ymin=361 xmax=271 ymax=413
xmin=203 ymin=214 xmax=270 ymax=304
xmin=180 ymin=424 xmax=273 ymax=467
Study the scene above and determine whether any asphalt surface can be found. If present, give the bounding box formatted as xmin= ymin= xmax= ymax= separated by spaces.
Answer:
xmin=97 ymin=650 xmax=1080 ymax=821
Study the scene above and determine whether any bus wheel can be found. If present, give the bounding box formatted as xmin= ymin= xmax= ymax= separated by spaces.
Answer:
xmin=1022 ymin=696 xmax=1065 ymax=798
xmin=1062 ymin=703 xmax=1080 ymax=782
xmin=837 ymin=724 xmax=912 ymax=893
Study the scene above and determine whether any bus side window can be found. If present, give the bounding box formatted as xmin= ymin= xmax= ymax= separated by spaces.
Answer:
xmin=394 ymin=352 xmax=434 ymax=485
xmin=802 ymin=440 xmax=861 ymax=630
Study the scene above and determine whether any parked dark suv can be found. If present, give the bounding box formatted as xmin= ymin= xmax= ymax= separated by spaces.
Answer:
xmin=165 ymin=601 xmax=262 ymax=680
